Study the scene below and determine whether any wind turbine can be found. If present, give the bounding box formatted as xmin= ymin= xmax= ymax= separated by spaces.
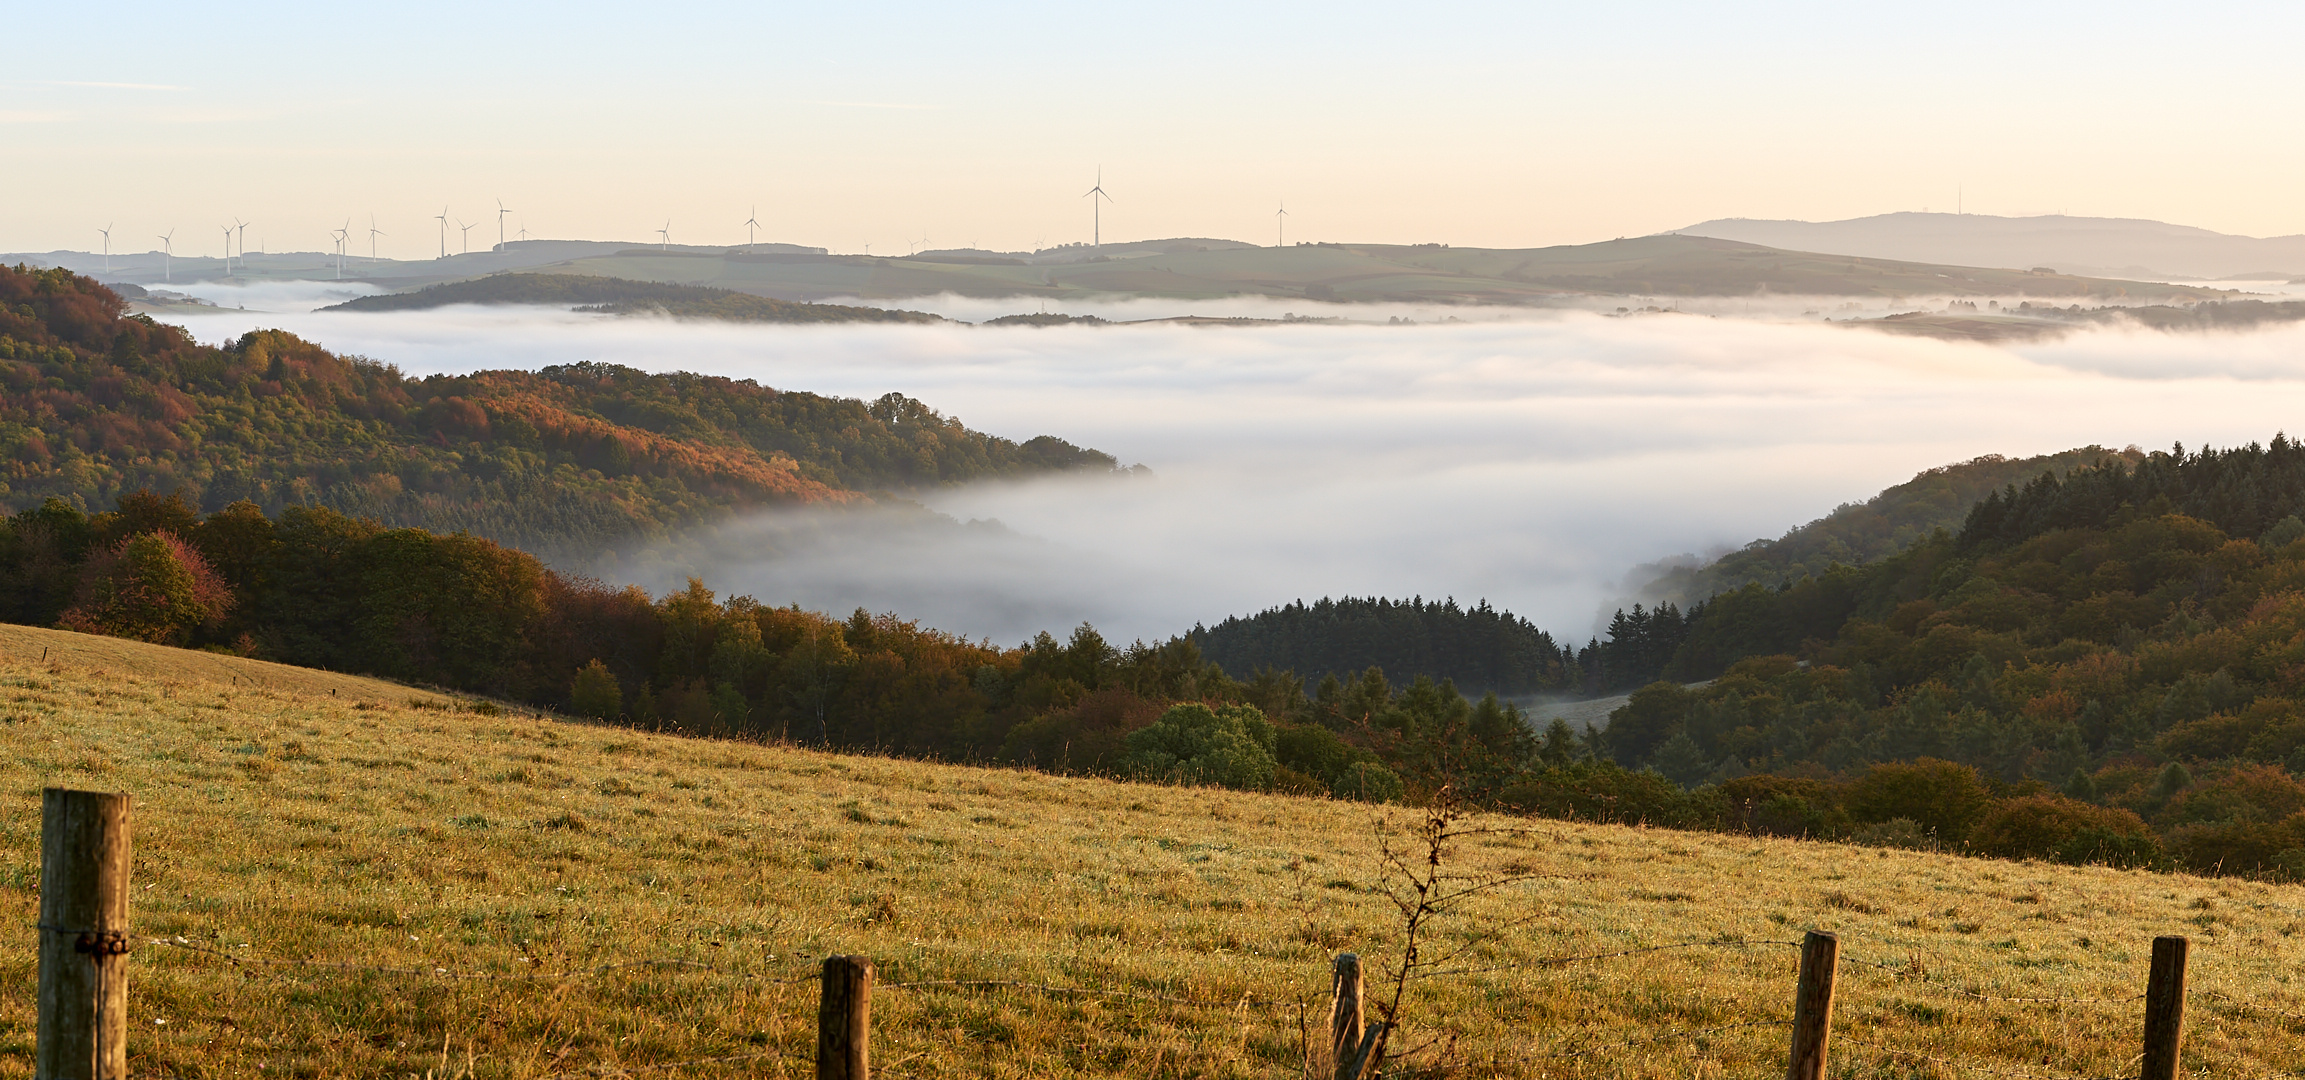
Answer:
xmin=1083 ymin=167 xmax=1112 ymax=249
xmin=234 ymin=219 xmax=249 ymax=267
xmin=332 ymin=221 xmax=350 ymax=279
xmin=1276 ymin=201 xmax=1288 ymax=248
xmin=742 ymin=207 xmax=760 ymax=253
xmin=97 ymin=224 xmax=111 ymax=272
xmin=435 ymin=205 xmax=449 ymax=259
xmin=496 ymin=198 xmax=511 ymax=250
xmin=517 ymin=224 xmax=530 ymax=241
xmin=368 ymin=216 xmax=385 ymax=261
xmin=657 ymin=219 xmax=671 ymax=251
xmin=157 ymin=230 xmax=175 ymax=282
xmin=457 ymin=218 xmax=478 ymax=255
xmin=220 ymin=225 xmax=234 ymax=275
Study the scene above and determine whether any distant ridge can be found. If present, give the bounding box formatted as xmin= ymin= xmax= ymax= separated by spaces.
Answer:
xmin=1680 ymin=212 xmax=2305 ymax=281
xmin=326 ymin=273 xmax=943 ymax=323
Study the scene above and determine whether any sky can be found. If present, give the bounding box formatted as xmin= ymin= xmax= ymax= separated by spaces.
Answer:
xmin=153 ymin=285 xmax=2305 ymax=645
xmin=9 ymin=1 xmax=2305 ymax=258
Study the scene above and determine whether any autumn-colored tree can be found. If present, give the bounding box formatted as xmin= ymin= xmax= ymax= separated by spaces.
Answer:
xmin=570 ymin=660 xmax=623 ymax=721
xmin=58 ymin=531 xmax=233 ymax=645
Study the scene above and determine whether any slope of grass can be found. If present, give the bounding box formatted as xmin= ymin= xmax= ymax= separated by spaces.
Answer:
xmin=0 ymin=631 xmax=2299 ymax=1077
xmin=0 ymin=624 xmax=449 ymax=706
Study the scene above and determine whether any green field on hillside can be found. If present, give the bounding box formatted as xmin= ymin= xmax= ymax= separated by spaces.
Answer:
xmin=0 ymin=629 xmax=2298 ymax=1077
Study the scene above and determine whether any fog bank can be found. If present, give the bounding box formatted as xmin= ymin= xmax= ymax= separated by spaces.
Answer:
xmin=156 ymin=301 xmax=2305 ymax=646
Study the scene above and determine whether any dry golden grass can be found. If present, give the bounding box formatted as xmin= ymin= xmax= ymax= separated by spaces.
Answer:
xmin=0 ymin=624 xmax=451 ymax=707
xmin=0 ymin=631 xmax=2301 ymax=1077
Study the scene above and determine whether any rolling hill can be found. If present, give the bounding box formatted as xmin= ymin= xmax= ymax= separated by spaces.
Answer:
xmin=15 ymin=235 xmax=2228 ymax=310
xmin=507 ymin=235 xmax=2224 ymax=306
xmin=1683 ymin=212 xmax=2305 ymax=281
xmin=322 ymin=273 xmax=944 ymax=323
xmin=3 ymin=630 xmax=2296 ymax=1076
xmin=0 ymin=264 xmax=1119 ymax=558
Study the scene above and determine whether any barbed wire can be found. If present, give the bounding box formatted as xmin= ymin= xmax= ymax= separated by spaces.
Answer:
xmin=570 ymin=1048 xmax=786 ymax=1077
xmin=1836 ymin=1035 xmax=2137 ymax=1080
xmin=1410 ymin=937 xmax=1803 ymax=980
xmin=145 ymin=937 xmax=822 ymax=985
xmin=145 ymin=936 xmax=1303 ymax=1011
xmin=1838 ymin=953 xmax=2143 ymax=1006
xmin=880 ymin=978 xmax=1301 ymax=1009
xmin=1508 ymin=1018 xmax=1791 ymax=1061
xmin=2199 ymin=989 xmax=2305 ymax=1022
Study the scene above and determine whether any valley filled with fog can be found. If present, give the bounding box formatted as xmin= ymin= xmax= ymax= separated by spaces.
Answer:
xmin=155 ymin=292 xmax=2305 ymax=646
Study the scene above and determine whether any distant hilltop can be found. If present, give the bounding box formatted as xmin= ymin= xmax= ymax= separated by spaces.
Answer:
xmin=8 ymin=237 xmax=831 ymax=291
xmin=1679 ymin=212 xmax=2305 ymax=281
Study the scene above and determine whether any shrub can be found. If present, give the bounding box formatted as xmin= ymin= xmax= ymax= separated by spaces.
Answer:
xmin=1969 ymin=795 xmax=2159 ymax=867
xmin=1847 ymin=758 xmax=1992 ymax=842
xmin=2164 ymin=816 xmax=2305 ymax=876
xmin=58 ymin=530 xmax=233 ymax=645
xmin=1000 ymin=688 xmax=1164 ymax=774
xmin=1718 ymin=775 xmax=1849 ymax=838
xmin=1331 ymin=760 xmax=1404 ymax=803
xmin=570 ymin=659 xmax=623 ymax=721
xmin=1497 ymin=760 xmax=1724 ymax=829
xmin=1121 ymin=703 xmax=1278 ymax=790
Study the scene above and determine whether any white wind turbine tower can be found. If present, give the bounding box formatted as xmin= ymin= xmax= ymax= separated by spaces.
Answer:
xmin=517 ymin=223 xmax=530 ymax=241
xmin=657 ymin=219 xmax=671 ymax=251
xmin=496 ymin=199 xmax=511 ymax=250
xmin=332 ymin=221 xmax=350 ymax=279
xmin=157 ymin=230 xmax=175 ymax=282
xmin=1083 ymin=168 xmax=1112 ymax=249
xmin=1275 ymin=201 xmax=1288 ymax=247
xmin=97 ymin=224 xmax=112 ymax=272
xmin=742 ymin=207 xmax=760 ymax=254
xmin=235 ymin=219 xmax=250 ymax=265
xmin=220 ymin=225 xmax=234 ymax=275
xmin=368 ymin=216 xmax=385 ymax=261
xmin=435 ymin=206 xmax=449 ymax=259
xmin=457 ymin=218 xmax=481 ymax=255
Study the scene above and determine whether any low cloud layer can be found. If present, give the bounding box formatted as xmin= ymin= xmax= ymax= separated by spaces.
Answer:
xmin=156 ymin=300 xmax=2305 ymax=647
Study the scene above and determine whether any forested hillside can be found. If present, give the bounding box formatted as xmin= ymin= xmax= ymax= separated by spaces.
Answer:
xmin=326 ymin=273 xmax=943 ymax=324
xmin=0 ymin=265 xmax=1115 ymax=555
xmin=1637 ymin=446 xmax=2140 ymax=608
xmin=1572 ymin=438 xmax=2305 ymax=876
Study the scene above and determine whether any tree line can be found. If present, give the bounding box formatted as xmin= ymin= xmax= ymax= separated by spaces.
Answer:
xmin=1187 ymin=595 xmax=1698 ymax=699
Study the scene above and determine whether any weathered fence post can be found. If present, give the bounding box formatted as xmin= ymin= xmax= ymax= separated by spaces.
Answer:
xmin=818 ymin=955 xmax=872 ymax=1080
xmin=1331 ymin=953 xmax=1365 ymax=1080
xmin=37 ymin=788 xmax=133 ymax=1080
xmin=1785 ymin=930 xmax=1838 ymax=1080
xmin=2142 ymin=935 xmax=2187 ymax=1080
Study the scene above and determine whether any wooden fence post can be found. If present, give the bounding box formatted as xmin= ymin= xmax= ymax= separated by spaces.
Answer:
xmin=818 ymin=955 xmax=872 ymax=1080
xmin=37 ymin=788 xmax=132 ymax=1080
xmin=1785 ymin=930 xmax=1838 ymax=1080
xmin=1331 ymin=953 xmax=1364 ymax=1080
xmin=2142 ymin=935 xmax=2187 ymax=1080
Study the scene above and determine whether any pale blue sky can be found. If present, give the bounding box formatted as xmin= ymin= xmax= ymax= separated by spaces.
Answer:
xmin=6 ymin=1 xmax=2303 ymax=256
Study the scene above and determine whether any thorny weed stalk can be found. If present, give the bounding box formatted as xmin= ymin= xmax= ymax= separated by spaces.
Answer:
xmin=1362 ymin=786 xmax=1551 ymax=1079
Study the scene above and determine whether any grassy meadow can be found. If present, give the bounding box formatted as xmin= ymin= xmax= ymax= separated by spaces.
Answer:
xmin=0 ymin=625 xmax=2301 ymax=1077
